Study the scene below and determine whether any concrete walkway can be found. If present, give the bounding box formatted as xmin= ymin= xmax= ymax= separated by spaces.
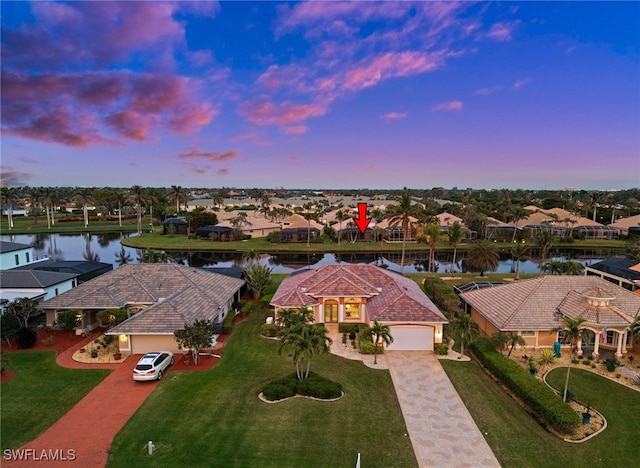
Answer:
xmin=385 ymin=351 xmax=500 ymax=468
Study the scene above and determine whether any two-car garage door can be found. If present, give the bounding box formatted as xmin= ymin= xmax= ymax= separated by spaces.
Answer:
xmin=385 ymin=325 xmax=434 ymax=351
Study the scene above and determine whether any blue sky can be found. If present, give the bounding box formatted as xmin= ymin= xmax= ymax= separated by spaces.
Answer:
xmin=1 ymin=1 xmax=638 ymax=190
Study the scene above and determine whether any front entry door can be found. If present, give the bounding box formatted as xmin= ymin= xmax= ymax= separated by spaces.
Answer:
xmin=325 ymin=303 xmax=338 ymax=323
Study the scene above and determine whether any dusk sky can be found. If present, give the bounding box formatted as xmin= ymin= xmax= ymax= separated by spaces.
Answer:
xmin=1 ymin=1 xmax=638 ymax=191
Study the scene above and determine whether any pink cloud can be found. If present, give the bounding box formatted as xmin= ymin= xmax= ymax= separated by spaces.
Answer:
xmin=0 ymin=166 xmax=34 ymax=186
xmin=177 ymin=149 xmax=238 ymax=162
xmin=288 ymin=155 xmax=298 ymax=162
xmin=1 ymin=71 xmax=214 ymax=146
xmin=18 ymin=157 xmax=39 ymax=165
xmin=344 ymin=51 xmax=442 ymax=91
xmin=381 ymin=112 xmax=407 ymax=122
xmin=474 ymin=86 xmax=503 ymax=96
xmin=513 ymin=78 xmax=531 ymax=90
xmin=241 ymin=99 xmax=327 ymax=127
xmin=283 ymin=125 xmax=308 ymax=135
xmin=431 ymin=100 xmax=463 ymax=112
xmin=486 ymin=21 xmax=519 ymax=42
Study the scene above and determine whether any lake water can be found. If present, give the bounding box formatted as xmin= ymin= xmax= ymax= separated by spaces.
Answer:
xmin=1 ymin=233 xmax=616 ymax=274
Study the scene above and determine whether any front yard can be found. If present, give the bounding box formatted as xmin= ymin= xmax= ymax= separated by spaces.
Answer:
xmin=107 ymin=305 xmax=416 ymax=467
xmin=441 ymin=360 xmax=640 ymax=467
xmin=0 ymin=351 xmax=110 ymax=450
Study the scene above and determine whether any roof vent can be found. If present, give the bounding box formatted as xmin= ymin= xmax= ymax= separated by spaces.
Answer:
xmin=158 ymin=297 xmax=166 ymax=302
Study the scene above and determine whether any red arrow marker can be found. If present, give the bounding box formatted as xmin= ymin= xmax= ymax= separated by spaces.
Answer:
xmin=354 ymin=203 xmax=371 ymax=234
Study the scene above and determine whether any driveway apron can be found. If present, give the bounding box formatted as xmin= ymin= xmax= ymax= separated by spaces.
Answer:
xmin=5 ymin=345 xmax=159 ymax=468
xmin=385 ymin=351 xmax=500 ymax=468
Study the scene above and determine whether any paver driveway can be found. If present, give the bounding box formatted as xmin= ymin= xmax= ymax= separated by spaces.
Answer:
xmin=385 ymin=351 xmax=500 ymax=468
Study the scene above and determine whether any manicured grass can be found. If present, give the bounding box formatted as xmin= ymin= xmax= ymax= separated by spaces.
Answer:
xmin=441 ymin=360 xmax=640 ymax=467
xmin=0 ymin=351 xmax=111 ymax=449
xmin=119 ymin=231 xmax=627 ymax=253
xmin=108 ymin=307 xmax=416 ymax=468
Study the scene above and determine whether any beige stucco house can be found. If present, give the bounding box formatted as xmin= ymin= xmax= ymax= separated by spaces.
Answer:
xmin=39 ymin=264 xmax=244 ymax=355
xmin=459 ymin=276 xmax=640 ymax=359
xmin=270 ymin=264 xmax=447 ymax=351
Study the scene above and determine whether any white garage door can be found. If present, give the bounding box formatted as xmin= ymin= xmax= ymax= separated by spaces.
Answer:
xmin=386 ymin=326 xmax=434 ymax=351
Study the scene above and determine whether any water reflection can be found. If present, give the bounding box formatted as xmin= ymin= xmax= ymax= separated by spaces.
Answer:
xmin=0 ymin=233 xmax=617 ymax=274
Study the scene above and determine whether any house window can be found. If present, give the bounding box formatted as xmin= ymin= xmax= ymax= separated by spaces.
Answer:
xmin=55 ymin=288 xmax=59 ymax=296
xmin=324 ymin=300 xmax=338 ymax=323
xmin=14 ymin=254 xmax=19 ymax=265
xmin=26 ymin=252 xmax=30 ymax=263
xmin=557 ymin=330 xmax=567 ymax=343
xmin=345 ymin=299 xmax=360 ymax=319
xmin=520 ymin=331 xmax=535 ymax=337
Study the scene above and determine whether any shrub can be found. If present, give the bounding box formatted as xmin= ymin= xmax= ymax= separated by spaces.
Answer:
xmin=603 ymin=357 xmax=621 ymax=372
xmin=582 ymin=359 xmax=592 ymax=366
xmin=44 ymin=336 xmax=54 ymax=346
xmin=470 ymin=337 xmax=579 ymax=434
xmin=538 ymin=349 xmax=556 ymax=366
xmin=571 ymin=358 xmax=580 ymax=365
xmin=262 ymin=372 xmax=342 ymax=401
xmin=615 ymin=373 xmax=621 ymax=379
xmin=359 ymin=341 xmax=383 ymax=355
xmin=338 ymin=323 xmax=362 ymax=334
xmin=434 ymin=343 xmax=449 ymax=355
xmin=16 ymin=327 xmax=37 ymax=349
xmin=261 ymin=324 xmax=278 ymax=337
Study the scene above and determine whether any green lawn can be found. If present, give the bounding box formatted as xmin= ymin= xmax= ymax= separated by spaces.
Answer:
xmin=107 ymin=306 xmax=416 ymax=468
xmin=0 ymin=351 xmax=111 ymax=449
xmin=441 ymin=360 xmax=640 ymax=467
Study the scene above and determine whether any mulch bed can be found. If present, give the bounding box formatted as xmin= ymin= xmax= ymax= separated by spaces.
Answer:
xmin=1 ymin=329 xmax=99 ymax=354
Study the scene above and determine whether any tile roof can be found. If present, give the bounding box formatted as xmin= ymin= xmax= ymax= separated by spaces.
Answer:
xmin=271 ymin=264 xmax=446 ymax=324
xmin=460 ymin=276 xmax=640 ymax=331
xmin=40 ymin=264 xmax=245 ymax=334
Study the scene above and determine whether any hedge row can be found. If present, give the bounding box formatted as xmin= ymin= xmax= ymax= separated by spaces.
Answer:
xmin=470 ymin=337 xmax=579 ymax=434
xmin=262 ymin=372 xmax=343 ymax=401
xmin=422 ymin=277 xmax=460 ymax=318
xmin=338 ymin=323 xmax=365 ymax=334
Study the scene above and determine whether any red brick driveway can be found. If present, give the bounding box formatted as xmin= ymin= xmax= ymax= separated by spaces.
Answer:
xmin=4 ymin=335 xmax=159 ymax=468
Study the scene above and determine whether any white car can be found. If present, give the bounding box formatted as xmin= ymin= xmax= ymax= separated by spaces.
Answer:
xmin=133 ymin=351 xmax=174 ymax=381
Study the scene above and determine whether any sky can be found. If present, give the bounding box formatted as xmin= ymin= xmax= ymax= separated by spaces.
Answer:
xmin=1 ymin=1 xmax=639 ymax=191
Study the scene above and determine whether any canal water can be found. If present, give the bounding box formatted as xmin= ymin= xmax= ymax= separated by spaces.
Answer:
xmin=1 ymin=233 xmax=617 ymax=274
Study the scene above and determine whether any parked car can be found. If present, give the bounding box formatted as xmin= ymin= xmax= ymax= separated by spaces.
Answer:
xmin=133 ymin=351 xmax=174 ymax=381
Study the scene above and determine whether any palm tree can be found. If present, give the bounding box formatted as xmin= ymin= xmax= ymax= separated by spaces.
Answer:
xmin=534 ymin=229 xmax=555 ymax=260
xmin=510 ymin=242 xmax=529 ymax=280
xmin=112 ymin=190 xmax=127 ymax=228
xmin=448 ymin=313 xmax=479 ymax=358
xmin=230 ymin=212 xmax=251 ymax=239
xmin=551 ymin=317 xmax=588 ymax=402
xmin=168 ymin=185 xmax=186 ymax=214
xmin=423 ymin=223 xmax=440 ymax=273
xmin=128 ymin=185 xmax=145 ymax=235
xmin=506 ymin=333 xmax=527 ymax=357
xmin=75 ymin=187 xmax=94 ymax=228
xmin=41 ymin=187 xmax=54 ymax=230
xmin=335 ymin=209 xmax=347 ymax=245
xmin=115 ymin=247 xmax=132 ymax=266
xmin=303 ymin=202 xmax=315 ymax=246
xmin=1 ymin=187 xmax=17 ymax=230
xmin=540 ymin=259 xmax=564 ymax=275
xmin=368 ymin=320 xmax=394 ymax=365
xmin=387 ymin=189 xmax=416 ymax=272
xmin=447 ymin=221 xmax=462 ymax=273
xmin=241 ymin=249 xmax=261 ymax=266
xmin=278 ymin=318 xmax=332 ymax=380
xmin=464 ymin=240 xmax=499 ymax=276
xmin=510 ymin=206 xmax=529 ymax=242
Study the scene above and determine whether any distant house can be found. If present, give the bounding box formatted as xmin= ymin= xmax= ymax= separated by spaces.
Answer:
xmin=1 ymin=205 xmax=28 ymax=217
xmin=520 ymin=206 xmax=619 ymax=239
xmin=162 ymin=217 xmax=189 ymax=235
xmin=40 ymin=264 xmax=245 ymax=355
xmin=1 ymin=269 xmax=78 ymax=303
xmin=585 ymin=257 xmax=640 ymax=293
xmin=270 ymin=264 xmax=447 ymax=351
xmin=609 ymin=214 xmax=640 ymax=236
xmin=279 ymin=214 xmax=323 ymax=243
xmin=0 ymin=241 xmax=43 ymax=270
xmin=195 ymin=225 xmax=235 ymax=241
xmin=459 ymin=276 xmax=640 ymax=359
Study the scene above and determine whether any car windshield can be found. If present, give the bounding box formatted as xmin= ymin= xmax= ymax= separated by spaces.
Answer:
xmin=135 ymin=364 xmax=153 ymax=371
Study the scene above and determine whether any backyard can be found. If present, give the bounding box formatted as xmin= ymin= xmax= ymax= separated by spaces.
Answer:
xmin=441 ymin=360 xmax=640 ymax=467
xmin=107 ymin=304 xmax=417 ymax=467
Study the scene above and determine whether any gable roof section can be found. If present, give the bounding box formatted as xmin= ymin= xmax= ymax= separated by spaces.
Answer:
xmin=271 ymin=264 xmax=446 ymax=323
xmin=558 ymin=290 xmax=635 ymax=327
xmin=460 ymin=276 xmax=640 ymax=331
xmin=39 ymin=263 xmax=245 ymax=312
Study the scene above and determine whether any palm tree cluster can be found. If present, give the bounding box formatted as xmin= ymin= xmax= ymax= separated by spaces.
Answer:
xmin=277 ymin=309 xmax=332 ymax=380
